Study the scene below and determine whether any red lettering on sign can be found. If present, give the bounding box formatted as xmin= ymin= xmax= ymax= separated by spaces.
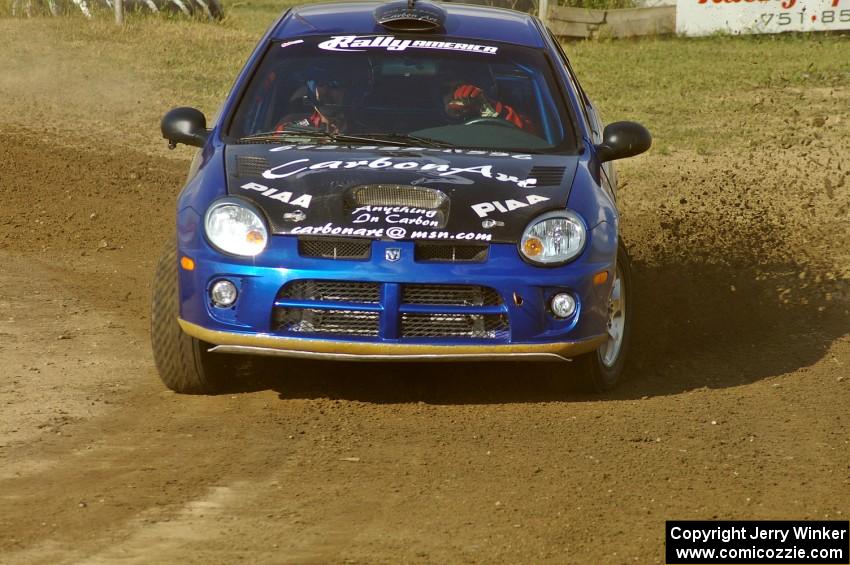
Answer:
xmin=696 ymin=0 xmax=791 ymax=6
xmin=694 ymin=0 xmax=835 ymax=8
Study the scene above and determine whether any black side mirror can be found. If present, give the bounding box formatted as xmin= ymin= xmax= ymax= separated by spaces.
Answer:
xmin=595 ymin=121 xmax=652 ymax=163
xmin=161 ymin=107 xmax=210 ymax=149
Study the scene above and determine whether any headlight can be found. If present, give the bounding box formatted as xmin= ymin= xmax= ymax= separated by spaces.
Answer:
xmin=519 ymin=210 xmax=587 ymax=266
xmin=204 ymin=198 xmax=268 ymax=257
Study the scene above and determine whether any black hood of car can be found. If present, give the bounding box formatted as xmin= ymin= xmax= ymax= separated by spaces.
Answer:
xmin=225 ymin=144 xmax=578 ymax=244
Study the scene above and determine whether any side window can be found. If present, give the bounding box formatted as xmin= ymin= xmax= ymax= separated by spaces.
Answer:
xmin=547 ymin=31 xmax=599 ymax=140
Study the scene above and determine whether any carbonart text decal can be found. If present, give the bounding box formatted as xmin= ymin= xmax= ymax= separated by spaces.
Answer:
xmin=262 ymin=157 xmax=537 ymax=188
xmin=290 ymin=224 xmax=492 ymax=241
xmin=352 ymin=206 xmax=442 ymax=228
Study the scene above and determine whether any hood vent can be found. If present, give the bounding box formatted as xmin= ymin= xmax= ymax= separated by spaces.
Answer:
xmin=374 ymin=0 xmax=446 ymax=31
xmin=528 ymin=166 xmax=566 ymax=187
xmin=345 ymin=184 xmax=450 ymax=228
xmin=345 ymin=184 xmax=448 ymax=211
xmin=236 ymin=155 xmax=270 ymax=178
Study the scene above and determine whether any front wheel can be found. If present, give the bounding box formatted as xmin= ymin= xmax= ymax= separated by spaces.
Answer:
xmin=575 ymin=240 xmax=633 ymax=393
xmin=150 ymin=240 xmax=223 ymax=394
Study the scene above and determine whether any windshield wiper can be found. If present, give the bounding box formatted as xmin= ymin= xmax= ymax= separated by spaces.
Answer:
xmin=237 ymin=129 xmax=454 ymax=148
xmin=237 ymin=129 xmax=338 ymax=143
xmin=353 ymin=132 xmax=455 ymax=148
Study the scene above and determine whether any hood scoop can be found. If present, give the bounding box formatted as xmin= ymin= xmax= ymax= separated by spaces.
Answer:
xmin=236 ymin=155 xmax=270 ymax=178
xmin=343 ymin=184 xmax=448 ymax=211
xmin=344 ymin=184 xmax=450 ymax=228
xmin=374 ymin=0 xmax=446 ymax=32
xmin=528 ymin=166 xmax=566 ymax=187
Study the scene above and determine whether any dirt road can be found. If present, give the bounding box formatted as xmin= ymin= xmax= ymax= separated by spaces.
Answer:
xmin=1 ymin=25 xmax=848 ymax=564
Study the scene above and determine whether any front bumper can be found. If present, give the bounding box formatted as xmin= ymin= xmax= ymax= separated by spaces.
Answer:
xmin=177 ymin=219 xmax=618 ymax=360
xmin=179 ymin=318 xmax=605 ymax=362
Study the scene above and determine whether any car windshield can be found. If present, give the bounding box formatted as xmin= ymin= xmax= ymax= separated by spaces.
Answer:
xmin=226 ymin=35 xmax=577 ymax=153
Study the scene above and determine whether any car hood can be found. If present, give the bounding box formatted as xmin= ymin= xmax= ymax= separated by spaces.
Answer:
xmin=225 ymin=144 xmax=579 ymax=244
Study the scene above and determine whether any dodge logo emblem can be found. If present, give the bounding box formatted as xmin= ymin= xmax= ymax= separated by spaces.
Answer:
xmin=385 ymin=248 xmax=401 ymax=262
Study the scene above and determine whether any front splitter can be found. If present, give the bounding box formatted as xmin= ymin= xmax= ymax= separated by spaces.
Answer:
xmin=178 ymin=318 xmax=604 ymax=362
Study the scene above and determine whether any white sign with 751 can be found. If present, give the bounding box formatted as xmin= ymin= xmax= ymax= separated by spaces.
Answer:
xmin=677 ymin=0 xmax=850 ymax=36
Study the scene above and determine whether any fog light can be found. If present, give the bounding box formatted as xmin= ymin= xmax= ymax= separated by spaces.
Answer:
xmin=210 ymin=280 xmax=238 ymax=308
xmin=550 ymin=293 xmax=576 ymax=319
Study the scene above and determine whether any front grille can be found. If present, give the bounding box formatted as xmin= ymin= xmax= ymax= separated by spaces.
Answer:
xmin=235 ymin=155 xmax=270 ymax=177
xmin=528 ymin=165 xmax=567 ymax=187
xmin=403 ymin=284 xmax=502 ymax=306
xmin=272 ymin=281 xmax=508 ymax=341
xmin=275 ymin=308 xmax=379 ymax=337
xmin=415 ymin=242 xmax=488 ymax=263
xmin=298 ymin=237 xmax=371 ymax=260
xmin=401 ymin=313 xmax=509 ymax=339
xmin=344 ymin=184 xmax=448 ymax=211
xmin=279 ymin=280 xmax=380 ymax=303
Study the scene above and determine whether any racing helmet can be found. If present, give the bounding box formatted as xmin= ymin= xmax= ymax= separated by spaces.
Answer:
xmin=302 ymin=56 xmax=374 ymax=119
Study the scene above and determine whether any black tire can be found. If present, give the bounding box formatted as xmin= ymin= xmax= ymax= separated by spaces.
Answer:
xmin=575 ymin=239 xmax=633 ymax=393
xmin=150 ymin=240 xmax=222 ymax=394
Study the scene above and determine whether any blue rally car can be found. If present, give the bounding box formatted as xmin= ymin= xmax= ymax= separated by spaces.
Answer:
xmin=151 ymin=0 xmax=651 ymax=394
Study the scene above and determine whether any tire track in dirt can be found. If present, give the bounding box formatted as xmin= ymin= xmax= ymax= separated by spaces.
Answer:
xmin=0 ymin=251 xmax=149 ymax=455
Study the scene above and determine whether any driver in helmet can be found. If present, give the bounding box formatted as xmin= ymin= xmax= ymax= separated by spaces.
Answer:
xmin=276 ymin=60 xmax=369 ymax=134
xmin=445 ymin=83 xmax=537 ymax=133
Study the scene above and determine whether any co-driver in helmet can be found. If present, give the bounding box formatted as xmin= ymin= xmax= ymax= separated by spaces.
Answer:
xmin=444 ymin=83 xmax=537 ymax=133
xmin=440 ymin=62 xmax=537 ymax=132
xmin=275 ymin=59 xmax=371 ymax=134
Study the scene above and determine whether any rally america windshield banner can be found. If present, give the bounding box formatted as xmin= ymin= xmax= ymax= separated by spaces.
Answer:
xmin=318 ymin=35 xmax=499 ymax=54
